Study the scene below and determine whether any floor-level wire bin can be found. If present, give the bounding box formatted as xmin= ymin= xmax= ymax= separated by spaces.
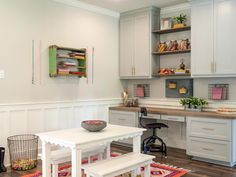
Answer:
xmin=7 ymin=134 xmax=38 ymax=171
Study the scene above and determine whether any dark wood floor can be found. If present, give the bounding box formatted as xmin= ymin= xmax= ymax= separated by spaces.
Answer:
xmin=0 ymin=145 xmax=235 ymax=177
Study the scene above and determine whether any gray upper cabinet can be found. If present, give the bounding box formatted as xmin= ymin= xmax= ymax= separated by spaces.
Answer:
xmin=191 ymin=0 xmax=236 ymax=77
xmin=119 ymin=7 xmax=160 ymax=79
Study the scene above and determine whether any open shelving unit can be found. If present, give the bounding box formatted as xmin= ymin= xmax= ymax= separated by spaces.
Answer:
xmin=152 ymin=25 xmax=191 ymax=77
xmin=49 ymin=45 xmax=87 ymax=78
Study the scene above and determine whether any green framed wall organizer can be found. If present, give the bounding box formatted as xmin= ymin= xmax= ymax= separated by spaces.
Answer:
xmin=49 ymin=45 xmax=87 ymax=78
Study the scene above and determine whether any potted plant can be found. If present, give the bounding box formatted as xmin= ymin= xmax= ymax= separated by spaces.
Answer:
xmin=180 ymin=97 xmax=208 ymax=111
xmin=190 ymin=97 xmax=199 ymax=109
xmin=180 ymin=98 xmax=190 ymax=109
xmin=198 ymin=98 xmax=208 ymax=110
xmin=174 ymin=14 xmax=187 ymax=28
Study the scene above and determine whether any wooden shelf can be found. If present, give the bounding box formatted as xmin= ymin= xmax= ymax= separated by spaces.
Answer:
xmin=152 ymin=49 xmax=191 ymax=55
xmin=153 ymin=26 xmax=191 ymax=34
xmin=56 ymin=46 xmax=86 ymax=52
xmin=49 ymin=45 xmax=87 ymax=78
xmin=57 ymin=73 xmax=86 ymax=77
xmin=57 ymin=56 xmax=85 ymax=60
xmin=153 ymin=73 xmax=191 ymax=77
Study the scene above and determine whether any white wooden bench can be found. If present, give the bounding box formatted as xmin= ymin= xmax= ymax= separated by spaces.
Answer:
xmin=39 ymin=145 xmax=105 ymax=177
xmin=83 ymin=152 xmax=155 ymax=177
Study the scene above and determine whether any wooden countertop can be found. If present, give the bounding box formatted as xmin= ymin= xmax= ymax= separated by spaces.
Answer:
xmin=109 ymin=106 xmax=236 ymax=119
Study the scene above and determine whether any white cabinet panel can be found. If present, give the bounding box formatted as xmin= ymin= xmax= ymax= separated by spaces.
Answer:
xmin=119 ymin=7 xmax=159 ymax=79
xmin=187 ymin=116 xmax=235 ymax=165
xmin=134 ymin=13 xmax=150 ymax=77
xmin=214 ymin=0 xmax=236 ymax=75
xmin=191 ymin=0 xmax=214 ymax=76
xmin=109 ymin=110 xmax=137 ymax=127
xmin=161 ymin=115 xmax=185 ymax=122
xmin=187 ymin=137 xmax=231 ymax=162
xmin=119 ymin=17 xmax=134 ymax=77
xmin=191 ymin=0 xmax=236 ymax=77
xmin=109 ymin=110 xmax=137 ymax=145
xmin=187 ymin=117 xmax=231 ymax=141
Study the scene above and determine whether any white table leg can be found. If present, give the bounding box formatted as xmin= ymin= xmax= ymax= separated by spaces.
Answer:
xmin=144 ymin=162 xmax=151 ymax=177
xmin=71 ymin=147 xmax=82 ymax=177
xmin=52 ymin=163 xmax=58 ymax=177
xmin=133 ymin=135 xmax=141 ymax=175
xmin=42 ymin=141 xmax=51 ymax=177
xmin=106 ymin=142 xmax=111 ymax=159
xmin=133 ymin=135 xmax=141 ymax=153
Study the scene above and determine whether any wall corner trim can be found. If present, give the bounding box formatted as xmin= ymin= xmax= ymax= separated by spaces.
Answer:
xmin=160 ymin=2 xmax=191 ymax=15
xmin=52 ymin=0 xmax=120 ymax=18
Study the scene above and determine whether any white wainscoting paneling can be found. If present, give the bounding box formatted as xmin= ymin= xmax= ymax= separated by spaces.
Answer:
xmin=0 ymin=98 xmax=121 ymax=166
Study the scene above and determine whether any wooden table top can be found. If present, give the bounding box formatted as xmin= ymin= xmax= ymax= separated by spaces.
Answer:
xmin=109 ymin=106 xmax=236 ymax=119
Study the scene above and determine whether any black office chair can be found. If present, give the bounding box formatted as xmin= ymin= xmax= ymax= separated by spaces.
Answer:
xmin=139 ymin=107 xmax=168 ymax=157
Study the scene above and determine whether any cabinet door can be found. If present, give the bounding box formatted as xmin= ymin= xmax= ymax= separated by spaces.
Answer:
xmin=214 ymin=0 xmax=236 ymax=75
xmin=191 ymin=0 xmax=214 ymax=76
xmin=119 ymin=17 xmax=134 ymax=78
xmin=134 ymin=13 xmax=150 ymax=77
xmin=109 ymin=110 xmax=137 ymax=145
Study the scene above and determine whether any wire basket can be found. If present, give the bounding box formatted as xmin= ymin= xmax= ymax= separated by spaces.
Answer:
xmin=7 ymin=134 xmax=38 ymax=171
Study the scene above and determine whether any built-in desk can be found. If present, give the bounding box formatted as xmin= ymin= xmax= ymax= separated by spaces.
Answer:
xmin=109 ymin=106 xmax=236 ymax=167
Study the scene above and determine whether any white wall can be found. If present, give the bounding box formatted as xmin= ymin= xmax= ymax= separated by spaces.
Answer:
xmin=0 ymin=0 xmax=122 ymax=103
xmin=0 ymin=0 xmax=123 ymax=165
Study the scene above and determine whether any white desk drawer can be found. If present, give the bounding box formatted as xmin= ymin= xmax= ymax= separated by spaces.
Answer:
xmin=187 ymin=117 xmax=231 ymax=141
xmin=109 ymin=110 xmax=137 ymax=145
xmin=142 ymin=113 xmax=161 ymax=120
xmin=161 ymin=115 xmax=185 ymax=122
xmin=109 ymin=111 xmax=136 ymax=127
xmin=187 ymin=137 xmax=231 ymax=162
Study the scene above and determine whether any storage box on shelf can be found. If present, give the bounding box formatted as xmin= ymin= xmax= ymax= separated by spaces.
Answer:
xmin=49 ymin=45 xmax=87 ymax=78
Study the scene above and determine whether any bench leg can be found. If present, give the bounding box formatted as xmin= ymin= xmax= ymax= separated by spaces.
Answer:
xmin=131 ymin=170 xmax=136 ymax=177
xmin=52 ymin=163 xmax=58 ymax=177
xmin=88 ymin=155 xmax=91 ymax=163
xmin=106 ymin=142 xmax=111 ymax=159
xmin=98 ymin=152 xmax=103 ymax=161
xmin=144 ymin=163 xmax=150 ymax=177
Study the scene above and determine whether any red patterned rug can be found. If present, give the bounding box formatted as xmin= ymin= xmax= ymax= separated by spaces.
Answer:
xmin=22 ymin=153 xmax=189 ymax=177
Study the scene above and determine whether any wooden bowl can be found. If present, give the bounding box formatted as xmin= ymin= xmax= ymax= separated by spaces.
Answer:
xmin=81 ymin=120 xmax=107 ymax=132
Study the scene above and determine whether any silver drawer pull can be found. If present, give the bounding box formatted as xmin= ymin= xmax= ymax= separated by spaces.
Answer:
xmin=118 ymin=118 xmax=126 ymax=121
xmin=168 ymin=118 xmax=177 ymax=120
xmin=202 ymin=148 xmax=214 ymax=151
xmin=202 ymin=128 xmax=215 ymax=131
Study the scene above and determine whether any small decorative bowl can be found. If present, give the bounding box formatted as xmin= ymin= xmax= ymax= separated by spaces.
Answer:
xmin=81 ymin=120 xmax=107 ymax=132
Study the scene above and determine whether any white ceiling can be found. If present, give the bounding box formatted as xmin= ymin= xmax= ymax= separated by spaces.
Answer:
xmin=77 ymin=0 xmax=189 ymax=13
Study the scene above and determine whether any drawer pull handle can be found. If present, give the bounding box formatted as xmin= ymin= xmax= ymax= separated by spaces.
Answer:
xmin=202 ymin=128 xmax=215 ymax=131
xmin=202 ymin=148 xmax=214 ymax=151
xmin=165 ymin=118 xmax=178 ymax=120
xmin=118 ymin=118 xmax=126 ymax=121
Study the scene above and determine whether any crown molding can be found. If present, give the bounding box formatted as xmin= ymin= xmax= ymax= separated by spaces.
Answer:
xmin=52 ymin=0 xmax=120 ymax=18
xmin=161 ymin=2 xmax=191 ymax=15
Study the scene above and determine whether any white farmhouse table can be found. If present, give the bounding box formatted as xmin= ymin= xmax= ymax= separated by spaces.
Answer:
xmin=37 ymin=124 xmax=146 ymax=177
